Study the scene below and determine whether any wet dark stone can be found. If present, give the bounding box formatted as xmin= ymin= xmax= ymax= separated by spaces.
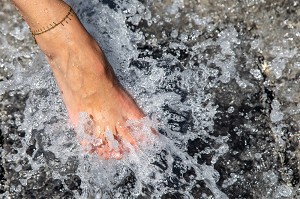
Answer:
xmin=36 ymin=171 xmax=47 ymax=186
xmin=62 ymin=190 xmax=75 ymax=198
xmin=187 ymin=138 xmax=210 ymax=157
xmin=119 ymin=172 xmax=136 ymax=188
xmin=152 ymin=150 xmax=169 ymax=171
xmin=197 ymin=153 xmax=214 ymax=165
xmin=64 ymin=156 xmax=79 ymax=174
xmin=114 ymin=170 xmax=137 ymax=198
xmin=0 ymin=166 xmax=5 ymax=194
xmin=23 ymin=189 xmax=37 ymax=199
xmin=130 ymin=60 xmax=152 ymax=74
xmin=164 ymin=105 xmax=193 ymax=134
xmin=17 ymin=131 xmax=26 ymax=137
xmin=137 ymin=185 xmax=154 ymax=199
xmin=4 ymin=137 xmax=14 ymax=147
xmin=191 ymin=180 xmax=214 ymax=199
xmin=65 ymin=175 xmax=81 ymax=190
xmin=31 ymin=129 xmax=48 ymax=148
xmin=44 ymin=151 xmax=56 ymax=164
xmin=45 ymin=178 xmax=64 ymax=192
xmin=10 ymin=148 xmax=18 ymax=154
xmin=33 ymin=148 xmax=45 ymax=161
xmin=26 ymin=144 xmax=36 ymax=156
xmin=0 ymin=127 xmax=4 ymax=193
xmin=161 ymin=192 xmax=186 ymax=199
xmin=22 ymin=164 xmax=32 ymax=171
xmin=221 ymin=180 xmax=254 ymax=199
xmin=101 ymin=0 xmax=118 ymax=10
xmin=13 ymin=139 xmax=23 ymax=148
xmin=291 ymin=167 xmax=300 ymax=186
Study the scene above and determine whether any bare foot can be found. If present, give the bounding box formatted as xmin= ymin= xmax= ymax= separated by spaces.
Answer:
xmin=12 ymin=1 xmax=145 ymax=159
xmin=49 ymin=38 xmax=145 ymax=159
xmin=39 ymin=13 xmax=144 ymax=160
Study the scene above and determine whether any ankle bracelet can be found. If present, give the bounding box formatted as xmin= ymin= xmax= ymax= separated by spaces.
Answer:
xmin=29 ymin=6 xmax=74 ymax=44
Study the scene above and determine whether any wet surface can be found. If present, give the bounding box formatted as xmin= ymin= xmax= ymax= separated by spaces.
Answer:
xmin=1 ymin=0 xmax=300 ymax=198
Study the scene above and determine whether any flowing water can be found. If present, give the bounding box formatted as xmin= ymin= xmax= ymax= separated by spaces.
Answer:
xmin=1 ymin=0 xmax=300 ymax=198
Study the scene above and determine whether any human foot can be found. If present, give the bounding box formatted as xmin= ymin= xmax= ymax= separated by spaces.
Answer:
xmin=37 ymin=10 xmax=145 ymax=160
xmin=13 ymin=0 xmax=145 ymax=159
xmin=48 ymin=37 xmax=145 ymax=159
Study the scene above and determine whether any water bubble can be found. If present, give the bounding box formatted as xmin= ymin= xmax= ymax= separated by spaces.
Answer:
xmin=275 ymin=185 xmax=293 ymax=198
xmin=227 ymin=106 xmax=235 ymax=113
xmin=270 ymin=100 xmax=284 ymax=123
xmin=250 ymin=69 xmax=263 ymax=80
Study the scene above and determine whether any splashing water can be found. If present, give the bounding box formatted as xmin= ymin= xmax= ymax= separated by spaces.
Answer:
xmin=1 ymin=0 xmax=300 ymax=198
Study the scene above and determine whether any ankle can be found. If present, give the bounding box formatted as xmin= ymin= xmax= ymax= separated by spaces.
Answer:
xmin=36 ymin=10 xmax=95 ymax=57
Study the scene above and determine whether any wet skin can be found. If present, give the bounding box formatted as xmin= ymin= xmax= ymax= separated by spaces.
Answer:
xmin=49 ymin=38 xmax=145 ymax=159
xmin=12 ymin=0 xmax=145 ymax=159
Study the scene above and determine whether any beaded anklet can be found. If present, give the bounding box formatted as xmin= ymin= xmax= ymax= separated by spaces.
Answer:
xmin=29 ymin=6 xmax=74 ymax=44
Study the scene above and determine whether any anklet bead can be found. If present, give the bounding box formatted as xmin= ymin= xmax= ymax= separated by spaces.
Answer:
xmin=29 ymin=6 xmax=74 ymax=44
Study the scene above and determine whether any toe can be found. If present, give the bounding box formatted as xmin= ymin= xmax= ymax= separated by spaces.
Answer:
xmin=116 ymin=123 xmax=138 ymax=150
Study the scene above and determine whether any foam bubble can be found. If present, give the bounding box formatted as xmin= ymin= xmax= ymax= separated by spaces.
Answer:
xmin=270 ymin=99 xmax=284 ymax=123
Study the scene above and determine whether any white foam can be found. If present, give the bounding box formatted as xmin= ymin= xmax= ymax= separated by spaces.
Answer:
xmin=0 ymin=0 xmax=242 ymax=198
xmin=270 ymin=99 xmax=284 ymax=123
xmin=250 ymin=68 xmax=263 ymax=80
xmin=275 ymin=185 xmax=293 ymax=198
